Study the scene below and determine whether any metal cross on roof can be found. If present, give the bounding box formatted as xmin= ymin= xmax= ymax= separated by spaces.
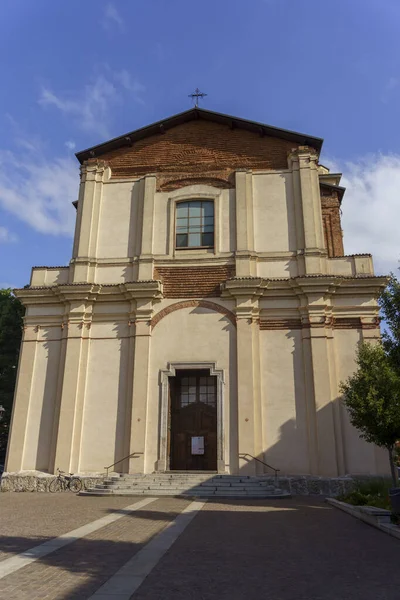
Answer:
xmin=188 ymin=88 xmax=207 ymax=107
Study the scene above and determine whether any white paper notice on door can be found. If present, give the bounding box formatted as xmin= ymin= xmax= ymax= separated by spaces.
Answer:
xmin=191 ymin=436 xmax=204 ymax=455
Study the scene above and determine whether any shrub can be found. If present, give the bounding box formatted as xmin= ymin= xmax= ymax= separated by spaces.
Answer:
xmin=338 ymin=478 xmax=392 ymax=511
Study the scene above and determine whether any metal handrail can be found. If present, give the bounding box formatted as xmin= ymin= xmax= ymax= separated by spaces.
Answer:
xmin=104 ymin=452 xmax=143 ymax=478
xmin=239 ymin=453 xmax=280 ymax=485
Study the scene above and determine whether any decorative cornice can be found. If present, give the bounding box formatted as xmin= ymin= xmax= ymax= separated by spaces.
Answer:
xmin=259 ymin=316 xmax=381 ymax=331
xmin=14 ymin=275 xmax=388 ymax=308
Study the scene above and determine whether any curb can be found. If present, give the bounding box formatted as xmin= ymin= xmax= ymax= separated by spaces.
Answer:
xmin=327 ymin=498 xmax=400 ymax=540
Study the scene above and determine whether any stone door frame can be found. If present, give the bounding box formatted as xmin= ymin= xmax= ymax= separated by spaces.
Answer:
xmin=156 ymin=361 xmax=225 ymax=473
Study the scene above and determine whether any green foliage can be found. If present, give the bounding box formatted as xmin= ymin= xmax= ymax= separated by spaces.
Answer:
xmin=338 ymin=479 xmax=392 ymax=510
xmin=380 ymin=274 xmax=400 ymax=373
xmin=0 ymin=289 xmax=24 ymax=459
xmin=340 ymin=342 xmax=400 ymax=486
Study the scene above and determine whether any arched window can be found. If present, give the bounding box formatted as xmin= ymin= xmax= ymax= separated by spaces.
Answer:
xmin=175 ymin=200 xmax=214 ymax=249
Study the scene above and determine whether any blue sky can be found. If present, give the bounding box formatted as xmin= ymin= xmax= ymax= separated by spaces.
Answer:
xmin=0 ymin=0 xmax=399 ymax=288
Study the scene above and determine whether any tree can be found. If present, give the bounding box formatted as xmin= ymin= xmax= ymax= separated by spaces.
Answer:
xmin=0 ymin=289 xmax=24 ymax=460
xmin=380 ymin=274 xmax=400 ymax=372
xmin=340 ymin=342 xmax=400 ymax=487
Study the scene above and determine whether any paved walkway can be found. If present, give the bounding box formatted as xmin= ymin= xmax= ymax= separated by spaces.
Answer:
xmin=0 ymin=493 xmax=398 ymax=599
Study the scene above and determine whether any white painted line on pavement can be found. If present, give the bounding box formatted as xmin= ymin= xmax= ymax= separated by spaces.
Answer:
xmin=0 ymin=497 xmax=157 ymax=580
xmin=89 ymin=500 xmax=206 ymax=599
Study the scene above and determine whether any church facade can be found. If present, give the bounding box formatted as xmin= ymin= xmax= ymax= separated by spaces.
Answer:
xmin=6 ymin=108 xmax=388 ymax=478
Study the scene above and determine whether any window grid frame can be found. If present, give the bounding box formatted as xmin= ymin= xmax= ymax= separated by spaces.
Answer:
xmin=175 ymin=200 xmax=215 ymax=250
xmin=179 ymin=374 xmax=217 ymax=408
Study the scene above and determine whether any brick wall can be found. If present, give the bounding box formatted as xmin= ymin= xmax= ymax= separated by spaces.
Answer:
xmin=154 ymin=265 xmax=236 ymax=298
xmin=321 ymin=189 xmax=344 ymax=257
xmin=96 ymin=120 xmax=298 ymax=183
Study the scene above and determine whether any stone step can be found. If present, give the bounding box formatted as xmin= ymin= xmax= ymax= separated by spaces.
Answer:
xmin=81 ymin=488 xmax=290 ymax=498
xmin=83 ymin=473 xmax=289 ymax=499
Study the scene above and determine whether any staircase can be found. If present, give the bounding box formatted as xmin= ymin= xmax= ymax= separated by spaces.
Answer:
xmin=80 ymin=473 xmax=291 ymax=498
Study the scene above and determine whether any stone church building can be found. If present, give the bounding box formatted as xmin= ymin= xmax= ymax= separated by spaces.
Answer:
xmin=6 ymin=108 xmax=388 ymax=479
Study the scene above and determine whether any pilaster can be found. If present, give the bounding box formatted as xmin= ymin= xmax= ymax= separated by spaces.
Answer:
xmin=223 ymin=278 xmax=266 ymax=474
xmin=288 ymin=148 xmax=327 ymax=275
xmin=235 ymin=170 xmax=257 ymax=277
xmin=5 ymin=325 xmax=39 ymax=472
xmin=294 ymin=278 xmax=342 ymax=476
xmin=51 ymin=285 xmax=97 ymax=473
xmin=121 ymin=281 xmax=163 ymax=473
xmin=71 ymin=161 xmax=109 ymax=283
xmin=138 ymin=176 xmax=157 ymax=280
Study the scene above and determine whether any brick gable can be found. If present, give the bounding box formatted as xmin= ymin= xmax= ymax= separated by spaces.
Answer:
xmin=95 ymin=120 xmax=297 ymax=184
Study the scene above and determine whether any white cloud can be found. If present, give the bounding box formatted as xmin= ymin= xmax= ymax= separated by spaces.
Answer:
xmin=103 ymin=3 xmax=124 ymax=31
xmin=39 ymin=75 xmax=117 ymax=139
xmin=326 ymin=154 xmax=400 ymax=276
xmin=114 ymin=70 xmax=145 ymax=96
xmin=0 ymin=226 xmax=18 ymax=243
xmin=39 ymin=71 xmax=145 ymax=138
xmin=0 ymin=149 xmax=78 ymax=236
xmin=65 ymin=140 xmax=76 ymax=151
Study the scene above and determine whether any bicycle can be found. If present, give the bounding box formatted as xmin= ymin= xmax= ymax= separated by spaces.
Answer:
xmin=49 ymin=468 xmax=83 ymax=493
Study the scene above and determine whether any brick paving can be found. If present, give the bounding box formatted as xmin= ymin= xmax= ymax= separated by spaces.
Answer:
xmin=0 ymin=493 xmax=151 ymax=562
xmin=133 ymin=497 xmax=400 ymax=600
xmin=0 ymin=495 xmax=399 ymax=599
xmin=0 ymin=496 xmax=189 ymax=599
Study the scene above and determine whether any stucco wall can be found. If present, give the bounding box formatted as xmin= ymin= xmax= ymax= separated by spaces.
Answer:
xmin=147 ymin=303 xmax=237 ymax=473
xmin=22 ymin=329 xmax=61 ymax=471
xmin=253 ymin=172 xmax=297 ymax=253
xmin=97 ymin=181 xmax=140 ymax=259
xmin=259 ymin=329 xmax=309 ymax=474
xmin=79 ymin=323 xmax=129 ymax=472
xmin=333 ymin=329 xmax=388 ymax=475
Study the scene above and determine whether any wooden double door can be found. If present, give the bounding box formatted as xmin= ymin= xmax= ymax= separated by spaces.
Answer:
xmin=169 ymin=370 xmax=217 ymax=471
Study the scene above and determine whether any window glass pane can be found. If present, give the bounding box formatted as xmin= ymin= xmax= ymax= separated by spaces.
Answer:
xmin=188 ymin=233 xmax=201 ymax=247
xmin=188 ymin=386 xmax=196 ymax=394
xmin=176 ymin=234 xmax=188 ymax=247
xmin=189 ymin=377 xmax=196 ymax=385
xmin=175 ymin=201 xmax=214 ymax=249
xmin=199 ymin=377 xmax=207 ymax=385
xmin=182 ymin=377 xmax=188 ymax=385
xmin=176 ymin=203 xmax=188 ymax=217
xmin=199 ymin=386 xmax=207 ymax=393
xmin=203 ymin=202 xmax=214 ymax=217
xmin=202 ymin=232 xmax=213 ymax=247
xmin=199 ymin=394 xmax=207 ymax=403
xmin=189 ymin=394 xmax=196 ymax=404
xmin=189 ymin=201 xmax=201 ymax=216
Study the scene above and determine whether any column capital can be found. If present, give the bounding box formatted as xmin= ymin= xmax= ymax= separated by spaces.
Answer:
xmin=288 ymin=146 xmax=319 ymax=166
xmin=221 ymin=277 xmax=267 ymax=321
xmin=121 ymin=280 xmax=163 ymax=323
xmin=221 ymin=277 xmax=268 ymax=298
xmin=120 ymin=280 xmax=163 ymax=301
xmin=80 ymin=160 xmax=110 ymax=183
